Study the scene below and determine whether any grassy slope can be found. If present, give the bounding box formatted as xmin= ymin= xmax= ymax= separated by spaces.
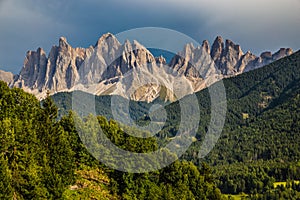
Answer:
xmin=63 ymin=166 xmax=120 ymax=200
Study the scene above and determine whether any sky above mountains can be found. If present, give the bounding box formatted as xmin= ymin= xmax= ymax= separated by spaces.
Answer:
xmin=0 ymin=0 xmax=299 ymax=74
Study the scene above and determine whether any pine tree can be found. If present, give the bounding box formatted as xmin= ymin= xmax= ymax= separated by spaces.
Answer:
xmin=39 ymin=96 xmax=75 ymax=198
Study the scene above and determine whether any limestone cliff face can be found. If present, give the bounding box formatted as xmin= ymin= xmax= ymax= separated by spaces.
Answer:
xmin=10 ymin=34 xmax=294 ymax=101
xmin=13 ymin=47 xmax=47 ymax=90
xmin=13 ymin=37 xmax=87 ymax=97
xmin=78 ymin=33 xmax=121 ymax=85
xmin=272 ymin=48 xmax=293 ymax=60
xmin=208 ymin=36 xmax=293 ymax=75
xmin=219 ymin=39 xmax=244 ymax=75
xmin=211 ymin=36 xmax=224 ymax=67
xmin=101 ymin=39 xmax=156 ymax=81
xmin=169 ymin=41 xmax=221 ymax=91
xmin=237 ymin=51 xmax=257 ymax=73
xmin=244 ymin=48 xmax=293 ymax=72
xmin=44 ymin=37 xmax=86 ymax=91
xmin=0 ymin=70 xmax=14 ymax=84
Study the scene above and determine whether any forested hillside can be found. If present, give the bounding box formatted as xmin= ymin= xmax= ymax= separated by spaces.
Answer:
xmin=184 ymin=50 xmax=300 ymax=197
xmin=0 ymin=83 xmax=75 ymax=199
xmin=0 ymin=81 xmax=224 ymax=199
xmin=52 ymin=50 xmax=300 ymax=198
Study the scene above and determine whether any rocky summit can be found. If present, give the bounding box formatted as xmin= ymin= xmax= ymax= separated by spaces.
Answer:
xmin=3 ymin=34 xmax=293 ymax=102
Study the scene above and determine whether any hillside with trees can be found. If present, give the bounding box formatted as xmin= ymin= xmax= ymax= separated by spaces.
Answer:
xmin=52 ymin=50 xmax=300 ymax=198
xmin=0 ymin=81 xmax=224 ymax=199
xmin=0 ymin=50 xmax=299 ymax=199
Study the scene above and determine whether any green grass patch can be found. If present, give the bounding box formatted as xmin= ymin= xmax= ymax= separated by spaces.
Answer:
xmin=62 ymin=166 xmax=119 ymax=200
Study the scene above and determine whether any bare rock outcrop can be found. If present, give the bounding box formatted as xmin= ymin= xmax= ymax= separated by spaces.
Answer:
xmin=0 ymin=70 xmax=14 ymax=84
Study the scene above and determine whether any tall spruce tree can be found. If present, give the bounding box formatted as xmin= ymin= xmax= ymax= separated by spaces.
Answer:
xmin=39 ymin=95 xmax=76 ymax=198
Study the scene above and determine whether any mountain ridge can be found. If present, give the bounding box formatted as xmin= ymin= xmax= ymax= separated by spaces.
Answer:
xmin=1 ymin=34 xmax=294 ymax=102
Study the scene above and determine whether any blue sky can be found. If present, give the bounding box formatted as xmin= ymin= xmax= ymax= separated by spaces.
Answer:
xmin=0 ymin=0 xmax=299 ymax=73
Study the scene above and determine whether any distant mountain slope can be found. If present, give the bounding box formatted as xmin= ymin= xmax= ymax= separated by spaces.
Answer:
xmin=10 ymin=34 xmax=293 ymax=102
xmin=51 ymin=90 xmax=166 ymax=121
xmin=203 ymin=50 xmax=300 ymax=163
xmin=199 ymin=51 xmax=300 ymax=195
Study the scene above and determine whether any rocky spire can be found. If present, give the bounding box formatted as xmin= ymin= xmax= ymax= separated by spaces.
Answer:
xmin=59 ymin=36 xmax=69 ymax=48
xmin=211 ymin=36 xmax=224 ymax=65
xmin=14 ymin=47 xmax=47 ymax=90
xmin=202 ymin=40 xmax=210 ymax=55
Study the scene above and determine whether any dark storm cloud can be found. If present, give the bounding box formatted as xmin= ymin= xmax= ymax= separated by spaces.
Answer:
xmin=0 ymin=0 xmax=299 ymax=73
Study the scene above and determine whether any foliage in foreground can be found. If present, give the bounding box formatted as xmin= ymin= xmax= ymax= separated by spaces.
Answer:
xmin=0 ymin=81 xmax=224 ymax=199
xmin=0 ymin=82 xmax=75 ymax=199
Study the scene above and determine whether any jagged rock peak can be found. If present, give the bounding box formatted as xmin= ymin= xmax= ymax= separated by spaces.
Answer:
xmin=98 ymin=32 xmax=114 ymax=41
xmin=237 ymin=51 xmax=257 ymax=73
xmin=215 ymin=36 xmax=224 ymax=43
xmin=132 ymin=40 xmax=146 ymax=50
xmin=59 ymin=36 xmax=67 ymax=42
xmin=102 ymin=32 xmax=114 ymax=39
xmin=155 ymin=55 xmax=167 ymax=64
xmin=225 ymin=39 xmax=233 ymax=47
xmin=26 ymin=47 xmax=46 ymax=57
xmin=121 ymin=39 xmax=152 ymax=54
xmin=212 ymin=36 xmax=224 ymax=48
xmin=36 ymin=47 xmax=45 ymax=54
xmin=180 ymin=43 xmax=195 ymax=57
xmin=272 ymin=48 xmax=293 ymax=60
xmin=185 ymin=43 xmax=195 ymax=50
xmin=211 ymin=36 xmax=224 ymax=61
xmin=260 ymin=51 xmax=272 ymax=59
xmin=133 ymin=40 xmax=154 ymax=59
xmin=242 ymin=51 xmax=255 ymax=58
xmin=202 ymin=40 xmax=210 ymax=54
xmin=243 ymin=50 xmax=255 ymax=58
xmin=95 ymin=32 xmax=120 ymax=47
xmin=59 ymin=36 xmax=69 ymax=48
xmin=225 ymin=39 xmax=242 ymax=53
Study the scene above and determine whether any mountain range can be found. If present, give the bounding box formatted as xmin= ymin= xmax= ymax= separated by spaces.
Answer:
xmin=0 ymin=33 xmax=293 ymax=102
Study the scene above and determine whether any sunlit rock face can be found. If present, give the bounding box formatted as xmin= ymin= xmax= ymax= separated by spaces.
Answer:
xmin=0 ymin=70 xmax=14 ymax=84
xmin=10 ymin=34 xmax=293 ymax=102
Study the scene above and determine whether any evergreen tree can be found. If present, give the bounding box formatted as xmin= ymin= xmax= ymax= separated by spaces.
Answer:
xmin=39 ymin=96 xmax=76 ymax=198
